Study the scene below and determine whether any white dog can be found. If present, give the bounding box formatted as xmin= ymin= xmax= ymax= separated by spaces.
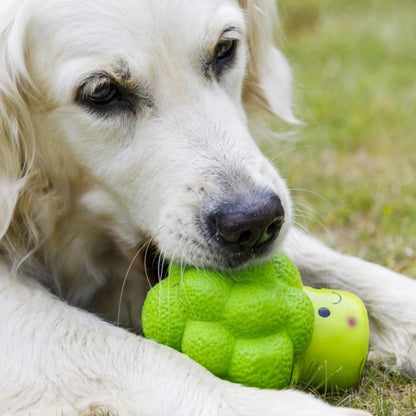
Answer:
xmin=0 ymin=0 xmax=414 ymax=415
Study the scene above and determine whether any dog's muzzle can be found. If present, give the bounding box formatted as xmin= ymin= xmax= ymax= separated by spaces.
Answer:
xmin=144 ymin=190 xmax=285 ymax=282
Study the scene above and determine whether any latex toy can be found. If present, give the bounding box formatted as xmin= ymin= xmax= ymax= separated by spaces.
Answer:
xmin=142 ymin=253 xmax=369 ymax=390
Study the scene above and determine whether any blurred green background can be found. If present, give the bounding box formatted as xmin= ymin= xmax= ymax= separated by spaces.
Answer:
xmin=266 ymin=0 xmax=416 ymax=277
xmin=266 ymin=0 xmax=416 ymax=413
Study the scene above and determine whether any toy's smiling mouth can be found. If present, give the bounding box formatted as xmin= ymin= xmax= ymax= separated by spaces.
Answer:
xmin=143 ymin=244 xmax=169 ymax=287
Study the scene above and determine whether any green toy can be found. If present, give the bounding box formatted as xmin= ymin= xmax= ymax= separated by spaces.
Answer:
xmin=141 ymin=253 xmax=369 ymax=390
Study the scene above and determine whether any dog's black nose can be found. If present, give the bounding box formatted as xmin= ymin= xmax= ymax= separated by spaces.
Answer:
xmin=208 ymin=192 xmax=285 ymax=251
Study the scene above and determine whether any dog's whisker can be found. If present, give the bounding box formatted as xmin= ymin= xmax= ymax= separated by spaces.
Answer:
xmin=289 ymin=188 xmax=333 ymax=206
xmin=292 ymin=207 xmax=321 ymax=225
xmin=292 ymin=201 xmax=320 ymax=213
xmin=177 ymin=250 xmax=199 ymax=319
xmin=292 ymin=201 xmax=332 ymax=236
xmin=290 ymin=221 xmax=315 ymax=239
xmin=157 ymin=251 xmax=167 ymax=283
xmin=268 ymin=144 xmax=322 ymax=164
xmin=142 ymin=240 xmax=155 ymax=289
xmin=116 ymin=241 xmax=149 ymax=326
xmin=292 ymin=212 xmax=332 ymax=237
xmin=117 ymin=230 xmax=166 ymax=327
xmin=156 ymin=239 xmax=171 ymax=283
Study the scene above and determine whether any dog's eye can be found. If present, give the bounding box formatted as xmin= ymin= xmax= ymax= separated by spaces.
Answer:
xmin=84 ymin=80 xmax=120 ymax=106
xmin=215 ymin=39 xmax=236 ymax=61
xmin=76 ymin=75 xmax=140 ymax=116
xmin=214 ymin=39 xmax=237 ymax=75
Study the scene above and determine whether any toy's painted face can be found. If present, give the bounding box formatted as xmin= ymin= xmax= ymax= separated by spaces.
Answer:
xmin=316 ymin=291 xmax=359 ymax=328
xmin=297 ymin=287 xmax=370 ymax=390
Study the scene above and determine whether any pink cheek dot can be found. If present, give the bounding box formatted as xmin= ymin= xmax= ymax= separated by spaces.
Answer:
xmin=348 ymin=317 xmax=357 ymax=327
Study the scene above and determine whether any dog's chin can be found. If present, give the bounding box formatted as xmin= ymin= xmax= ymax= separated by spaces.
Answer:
xmin=212 ymin=243 xmax=277 ymax=271
xmin=143 ymin=241 xmax=277 ymax=287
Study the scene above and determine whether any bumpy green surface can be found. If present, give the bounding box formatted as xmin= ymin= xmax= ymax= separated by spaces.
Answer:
xmin=142 ymin=253 xmax=315 ymax=389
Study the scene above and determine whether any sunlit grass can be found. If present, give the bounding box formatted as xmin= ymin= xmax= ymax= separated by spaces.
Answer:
xmin=266 ymin=0 xmax=416 ymax=277
xmin=263 ymin=0 xmax=416 ymax=413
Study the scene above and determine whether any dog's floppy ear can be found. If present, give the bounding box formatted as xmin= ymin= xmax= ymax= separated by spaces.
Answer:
xmin=0 ymin=15 xmax=35 ymax=240
xmin=239 ymin=0 xmax=299 ymax=124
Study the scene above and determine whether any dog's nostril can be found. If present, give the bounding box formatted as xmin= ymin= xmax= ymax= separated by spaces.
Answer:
xmin=209 ymin=192 xmax=285 ymax=251
xmin=255 ymin=219 xmax=282 ymax=246
xmin=238 ymin=230 xmax=255 ymax=247
xmin=266 ymin=223 xmax=277 ymax=237
xmin=266 ymin=218 xmax=283 ymax=239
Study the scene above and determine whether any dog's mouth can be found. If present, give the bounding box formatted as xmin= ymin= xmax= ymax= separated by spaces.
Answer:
xmin=143 ymin=244 xmax=169 ymax=287
xmin=142 ymin=241 xmax=275 ymax=288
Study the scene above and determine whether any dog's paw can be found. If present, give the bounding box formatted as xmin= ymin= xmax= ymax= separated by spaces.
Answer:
xmin=219 ymin=384 xmax=372 ymax=416
xmin=366 ymin=272 xmax=416 ymax=378
xmin=369 ymin=329 xmax=416 ymax=379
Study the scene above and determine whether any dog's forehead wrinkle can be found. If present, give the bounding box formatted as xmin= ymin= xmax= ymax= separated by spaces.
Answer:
xmin=31 ymin=1 xmax=244 ymax=66
xmin=112 ymin=59 xmax=132 ymax=82
xmin=31 ymin=0 xmax=243 ymax=49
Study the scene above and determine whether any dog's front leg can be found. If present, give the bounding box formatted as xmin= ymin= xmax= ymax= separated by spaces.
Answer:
xmin=0 ymin=268 xmax=370 ymax=416
xmin=283 ymin=227 xmax=416 ymax=377
xmin=0 ymin=270 xmax=219 ymax=416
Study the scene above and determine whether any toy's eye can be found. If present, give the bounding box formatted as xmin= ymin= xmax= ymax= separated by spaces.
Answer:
xmin=318 ymin=307 xmax=331 ymax=318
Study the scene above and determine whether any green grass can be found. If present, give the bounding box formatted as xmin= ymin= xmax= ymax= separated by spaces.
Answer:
xmin=269 ymin=0 xmax=416 ymax=275
xmin=307 ymin=364 xmax=416 ymax=415
xmin=265 ymin=0 xmax=416 ymax=414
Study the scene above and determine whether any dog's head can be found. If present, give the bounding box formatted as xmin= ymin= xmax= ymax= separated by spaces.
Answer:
xmin=0 ymin=0 xmax=297 ymax=280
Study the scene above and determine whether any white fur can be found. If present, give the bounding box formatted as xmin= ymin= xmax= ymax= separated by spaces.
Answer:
xmin=0 ymin=0 xmax=413 ymax=415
